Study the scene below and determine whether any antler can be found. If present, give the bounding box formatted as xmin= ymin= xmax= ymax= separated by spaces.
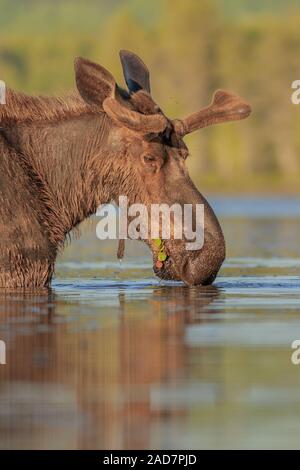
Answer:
xmin=173 ymin=90 xmax=251 ymax=136
xmin=103 ymin=97 xmax=167 ymax=134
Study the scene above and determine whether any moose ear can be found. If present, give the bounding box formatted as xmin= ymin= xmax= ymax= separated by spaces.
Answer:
xmin=119 ymin=50 xmax=151 ymax=94
xmin=74 ymin=57 xmax=116 ymax=106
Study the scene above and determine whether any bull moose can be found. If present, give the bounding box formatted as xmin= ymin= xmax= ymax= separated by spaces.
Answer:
xmin=0 ymin=50 xmax=251 ymax=288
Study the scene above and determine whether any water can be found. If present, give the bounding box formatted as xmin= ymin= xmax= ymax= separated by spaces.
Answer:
xmin=0 ymin=197 xmax=300 ymax=449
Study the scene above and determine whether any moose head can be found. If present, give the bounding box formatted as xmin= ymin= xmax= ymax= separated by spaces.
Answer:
xmin=0 ymin=50 xmax=250 ymax=288
xmin=74 ymin=51 xmax=251 ymax=286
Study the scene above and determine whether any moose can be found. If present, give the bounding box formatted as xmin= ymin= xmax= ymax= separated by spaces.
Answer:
xmin=0 ymin=50 xmax=251 ymax=288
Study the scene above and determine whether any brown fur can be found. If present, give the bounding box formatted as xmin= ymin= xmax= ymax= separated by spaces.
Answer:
xmin=0 ymin=51 xmax=251 ymax=288
xmin=0 ymin=88 xmax=96 ymax=124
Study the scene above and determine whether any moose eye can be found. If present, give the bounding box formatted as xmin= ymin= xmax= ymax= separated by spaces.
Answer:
xmin=143 ymin=155 xmax=157 ymax=164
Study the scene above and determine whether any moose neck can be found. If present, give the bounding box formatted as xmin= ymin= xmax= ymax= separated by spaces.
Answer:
xmin=2 ymin=112 xmax=124 ymax=245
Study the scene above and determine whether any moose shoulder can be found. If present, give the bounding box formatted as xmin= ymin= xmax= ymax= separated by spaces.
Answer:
xmin=0 ymin=51 xmax=251 ymax=288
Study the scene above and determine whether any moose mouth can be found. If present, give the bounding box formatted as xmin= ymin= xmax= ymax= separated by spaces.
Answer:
xmin=152 ymin=250 xmax=220 ymax=286
xmin=153 ymin=255 xmax=180 ymax=282
xmin=149 ymin=239 xmax=190 ymax=284
xmin=148 ymin=234 xmax=225 ymax=286
xmin=143 ymin=238 xmax=180 ymax=282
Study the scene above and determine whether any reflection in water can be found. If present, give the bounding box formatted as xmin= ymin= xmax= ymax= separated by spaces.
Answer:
xmin=0 ymin=285 xmax=222 ymax=449
xmin=1 ymin=202 xmax=300 ymax=449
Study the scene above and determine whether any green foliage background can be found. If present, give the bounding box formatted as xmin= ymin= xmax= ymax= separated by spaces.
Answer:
xmin=1 ymin=0 xmax=300 ymax=193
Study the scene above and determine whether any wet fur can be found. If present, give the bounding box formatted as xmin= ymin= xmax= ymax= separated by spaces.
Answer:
xmin=0 ymin=88 xmax=140 ymax=287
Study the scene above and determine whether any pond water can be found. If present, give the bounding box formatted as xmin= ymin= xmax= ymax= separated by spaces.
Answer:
xmin=0 ymin=197 xmax=300 ymax=449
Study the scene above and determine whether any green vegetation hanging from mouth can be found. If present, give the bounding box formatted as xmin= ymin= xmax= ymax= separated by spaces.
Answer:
xmin=153 ymin=238 xmax=168 ymax=262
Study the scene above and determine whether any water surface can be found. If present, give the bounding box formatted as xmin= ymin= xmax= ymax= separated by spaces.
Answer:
xmin=0 ymin=197 xmax=300 ymax=449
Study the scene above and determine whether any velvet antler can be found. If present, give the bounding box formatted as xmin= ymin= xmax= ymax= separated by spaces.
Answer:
xmin=174 ymin=90 xmax=251 ymax=136
xmin=103 ymin=97 xmax=167 ymax=134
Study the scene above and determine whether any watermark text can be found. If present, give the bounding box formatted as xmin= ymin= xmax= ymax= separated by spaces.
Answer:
xmin=96 ymin=196 xmax=204 ymax=251
xmin=0 ymin=340 xmax=6 ymax=365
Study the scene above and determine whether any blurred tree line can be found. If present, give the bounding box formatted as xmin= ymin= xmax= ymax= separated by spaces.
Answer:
xmin=1 ymin=0 xmax=300 ymax=193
